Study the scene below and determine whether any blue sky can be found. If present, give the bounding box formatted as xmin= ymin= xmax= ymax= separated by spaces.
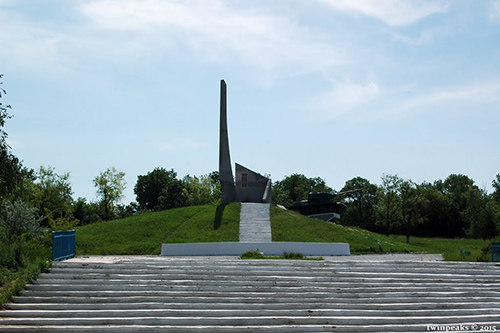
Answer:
xmin=1 ymin=0 xmax=499 ymax=204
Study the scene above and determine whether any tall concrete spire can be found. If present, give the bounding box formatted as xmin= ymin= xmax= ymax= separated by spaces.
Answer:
xmin=219 ymin=79 xmax=237 ymax=204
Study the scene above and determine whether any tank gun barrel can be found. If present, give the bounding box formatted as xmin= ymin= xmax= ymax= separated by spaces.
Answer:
xmin=335 ymin=189 xmax=362 ymax=196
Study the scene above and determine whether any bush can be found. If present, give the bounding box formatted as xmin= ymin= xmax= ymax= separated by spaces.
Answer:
xmin=0 ymin=199 xmax=42 ymax=240
xmin=282 ymin=251 xmax=304 ymax=259
xmin=0 ymin=237 xmax=23 ymax=269
xmin=239 ymin=250 xmax=265 ymax=259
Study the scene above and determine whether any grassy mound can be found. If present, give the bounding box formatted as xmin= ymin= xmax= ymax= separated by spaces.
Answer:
xmin=271 ymin=205 xmax=420 ymax=253
xmin=76 ymin=203 xmax=493 ymax=261
xmin=76 ymin=203 xmax=240 ymax=255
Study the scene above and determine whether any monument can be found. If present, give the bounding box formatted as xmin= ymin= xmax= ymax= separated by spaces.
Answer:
xmin=160 ymin=80 xmax=350 ymax=256
xmin=219 ymin=79 xmax=271 ymax=204
xmin=219 ymin=80 xmax=237 ymax=204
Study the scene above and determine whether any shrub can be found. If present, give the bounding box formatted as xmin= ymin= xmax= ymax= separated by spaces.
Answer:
xmin=239 ymin=250 xmax=265 ymax=259
xmin=0 ymin=199 xmax=42 ymax=240
xmin=282 ymin=251 xmax=304 ymax=259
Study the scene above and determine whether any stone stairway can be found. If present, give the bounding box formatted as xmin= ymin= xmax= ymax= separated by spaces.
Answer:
xmin=1 ymin=256 xmax=500 ymax=332
xmin=239 ymin=203 xmax=272 ymax=243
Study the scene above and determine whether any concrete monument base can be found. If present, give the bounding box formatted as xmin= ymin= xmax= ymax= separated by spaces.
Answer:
xmin=161 ymin=241 xmax=350 ymax=256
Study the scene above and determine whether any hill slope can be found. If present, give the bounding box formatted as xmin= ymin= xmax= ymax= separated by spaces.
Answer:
xmin=76 ymin=203 xmax=492 ymax=260
xmin=76 ymin=203 xmax=241 ymax=255
xmin=77 ymin=203 xmax=421 ymax=255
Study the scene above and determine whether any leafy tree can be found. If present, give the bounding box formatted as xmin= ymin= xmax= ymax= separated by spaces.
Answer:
xmin=158 ymin=178 xmax=187 ymax=210
xmin=418 ymin=182 xmax=454 ymax=237
xmin=134 ymin=167 xmax=186 ymax=211
xmin=493 ymin=174 xmax=500 ymax=203
xmin=339 ymin=177 xmax=379 ymax=231
xmin=94 ymin=167 xmax=126 ymax=220
xmin=273 ymin=174 xmax=332 ymax=208
xmin=73 ymin=198 xmax=101 ymax=225
xmin=375 ymin=174 xmax=403 ymax=236
xmin=32 ymin=166 xmax=77 ymax=228
xmin=0 ymin=74 xmax=25 ymax=202
xmin=182 ymin=173 xmax=221 ymax=206
xmin=398 ymin=180 xmax=426 ymax=243
xmin=115 ymin=202 xmax=138 ymax=219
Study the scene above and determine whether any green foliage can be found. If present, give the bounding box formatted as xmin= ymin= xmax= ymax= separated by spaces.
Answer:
xmin=32 ymin=166 xmax=76 ymax=227
xmin=396 ymin=236 xmax=492 ymax=262
xmin=493 ymin=174 xmax=500 ymax=203
xmin=282 ymin=251 xmax=304 ymax=259
xmin=0 ymin=199 xmax=42 ymax=241
xmin=73 ymin=201 xmax=496 ymax=262
xmin=271 ymin=205 xmax=419 ymax=254
xmin=94 ymin=167 xmax=127 ymax=220
xmin=0 ymin=237 xmax=51 ymax=308
xmin=338 ymin=173 xmax=499 ymax=240
xmin=72 ymin=197 xmax=101 ymax=225
xmin=182 ymin=173 xmax=221 ymax=206
xmin=0 ymin=74 xmax=25 ymax=202
xmin=375 ymin=174 xmax=403 ymax=236
xmin=76 ymin=203 xmax=240 ymax=255
xmin=0 ymin=235 xmax=23 ymax=269
xmin=340 ymin=177 xmax=379 ymax=231
xmin=241 ymin=250 xmax=322 ymax=260
xmin=239 ymin=250 xmax=317 ymax=260
xmin=239 ymin=250 xmax=265 ymax=259
xmin=134 ymin=167 xmax=186 ymax=211
xmin=273 ymin=173 xmax=332 ymax=208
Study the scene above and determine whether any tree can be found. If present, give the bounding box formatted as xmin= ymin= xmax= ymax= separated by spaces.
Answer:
xmin=73 ymin=197 xmax=101 ymax=225
xmin=182 ymin=173 xmax=221 ymax=206
xmin=339 ymin=177 xmax=379 ymax=231
xmin=0 ymin=199 xmax=42 ymax=241
xmin=375 ymin=174 xmax=403 ymax=236
xmin=418 ymin=182 xmax=454 ymax=237
xmin=273 ymin=174 xmax=332 ymax=208
xmin=493 ymin=174 xmax=500 ymax=203
xmin=398 ymin=180 xmax=426 ymax=243
xmin=94 ymin=167 xmax=126 ymax=220
xmin=32 ymin=166 xmax=77 ymax=228
xmin=0 ymin=74 xmax=25 ymax=202
xmin=0 ymin=199 xmax=44 ymax=269
xmin=134 ymin=167 xmax=185 ymax=211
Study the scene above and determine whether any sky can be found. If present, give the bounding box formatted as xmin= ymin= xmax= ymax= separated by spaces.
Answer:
xmin=1 ymin=0 xmax=499 ymax=204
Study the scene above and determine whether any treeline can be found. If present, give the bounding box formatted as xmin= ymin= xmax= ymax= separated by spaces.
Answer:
xmin=272 ymin=173 xmax=500 ymax=242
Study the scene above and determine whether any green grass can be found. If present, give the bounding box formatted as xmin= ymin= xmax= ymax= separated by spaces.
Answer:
xmin=239 ymin=250 xmax=323 ymax=260
xmin=271 ymin=206 xmax=421 ymax=254
xmin=75 ymin=203 xmax=496 ymax=262
xmin=392 ymin=236 xmax=493 ymax=262
xmin=76 ymin=203 xmax=240 ymax=255
xmin=0 ymin=239 xmax=51 ymax=308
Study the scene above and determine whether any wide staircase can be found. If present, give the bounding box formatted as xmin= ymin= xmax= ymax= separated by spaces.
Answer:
xmin=1 ymin=256 xmax=499 ymax=332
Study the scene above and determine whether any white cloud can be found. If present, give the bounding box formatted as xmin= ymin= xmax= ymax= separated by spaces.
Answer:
xmin=313 ymin=81 xmax=500 ymax=122
xmin=368 ymin=82 xmax=500 ymax=120
xmin=314 ymin=80 xmax=381 ymax=119
xmin=491 ymin=1 xmax=500 ymax=24
xmin=403 ymin=82 xmax=500 ymax=110
xmin=0 ymin=1 xmax=346 ymax=80
xmin=79 ymin=0 xmax=345 ymax=73
xmin=318 ymin=0 xmax=450 ymax=26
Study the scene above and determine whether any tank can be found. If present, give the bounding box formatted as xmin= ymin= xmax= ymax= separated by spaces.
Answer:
xmin=289 ymin=192 xmax=346 ymax=221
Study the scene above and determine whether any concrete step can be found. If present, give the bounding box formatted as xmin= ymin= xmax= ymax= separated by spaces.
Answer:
xmin=239 ymin=203 xmax=272 ymax=242
xmin=1 ymin=256 xmax=499 ymax=332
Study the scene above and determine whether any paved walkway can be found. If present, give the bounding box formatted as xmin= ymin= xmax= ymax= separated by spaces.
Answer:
xmin=239 ymin=203 xmax=272 ymax=243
